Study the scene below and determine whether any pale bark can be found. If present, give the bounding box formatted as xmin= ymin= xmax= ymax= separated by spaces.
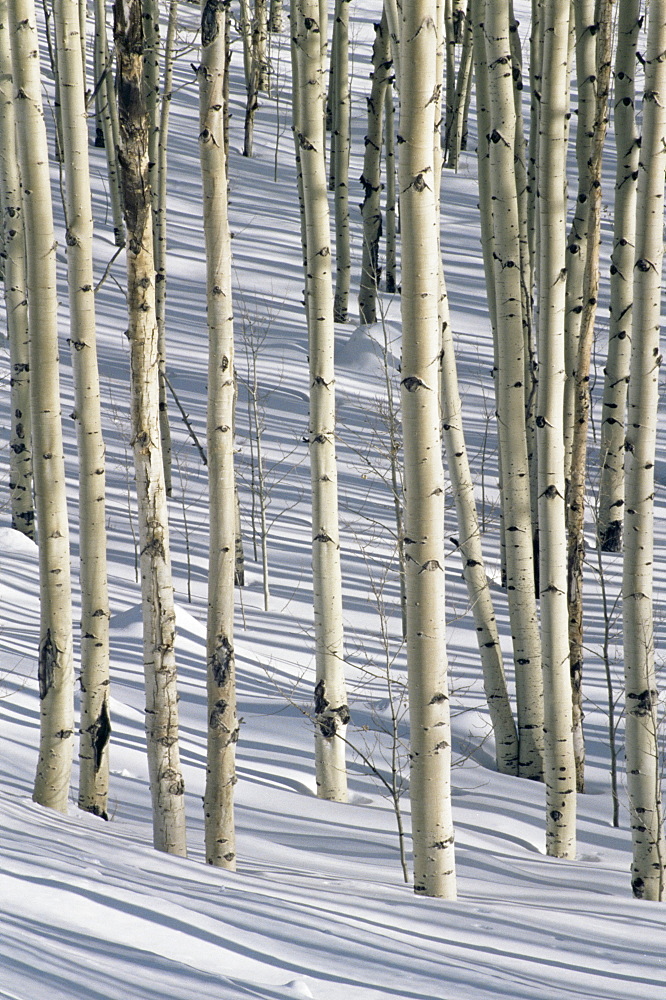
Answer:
xmin=331 ymin=0 xmax=350 ymax=322
xmin=359 ymin=12 xmax=390 ymax=325
xmin=291 ymin=0 xmax=348 ymax=802
xmin=384 ymin=68 xmax=397 ymax=293
xmin=114 ymin=0 xmax=187 ymax=856
xmin=93 ymin=0 xmax=124 ymax=246
xmin=269 ymin=0 xmax=283 ymax=33
xmin=563 ymin=0 xmax=597 ymax=478
xmin=623 ymin=0 xmax=666 ymax=902
xmin=484 ymin=1 xmax=544 ymax=780
xmin=254 ymin=0 xmax=270 ymax=93
xmin=400 ymin=0 xmax=455 ymax=899
xmin=198 ymin=0 xmax=238 ymax=868
xmin=597 ymin=0 xmax=641 ymax=552
xmin=54 ymin=0 xmax=111 ymax=819
xmin=565 ymin=0 xmax=613 ymax=795
xmin=9 ymin=0 xmax=74 ymax=813
xmin=536 ymin=0 xmax=576 ymax=859
xmin=0 ymin=9 xmax=34 ymax=539
xmin=384 ymin=0 xmax=401 ymax=90
xmin=154 ymin=0 xmax=180 ymax=501
xmin=446 ymin=2 xmax=473 ymax=170
xmin=439 ymin=291 xmax=519 ymax=775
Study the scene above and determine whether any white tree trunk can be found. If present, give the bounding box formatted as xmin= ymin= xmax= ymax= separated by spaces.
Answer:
xmin=597 ymin=0 xmax=641 ymax=552
xmin=439 ymin=287 xmax=519 ymax=776
xmin=536 ymin=0 xmax=576 ymax=859
xmin=623 ymin=0 xmax=666 ymax=902
xmin=0 ymin=6 xmax=34 ymax=539
xmin=484 ymin=1 xmax=544 ymax=780
xmin=54 ymin=0 xmax=111 ymax=819
xmin=358 ymin=12 xmax=390 ymax=325
xmin=331 ymin=0 xmax=350 ymax=322
xmin=290 ymin=0 xmax=348 ymax=802
xmin=400 ymin=0 xmax=456 ymax=899
xmin=9 ymin=0 xmax=75 ymax=813
xmin=565 ymin=0 xmax=613 ymax=796
xmin=92 ymin=0 xmax=124 ymax=246
xmin=114 ymin=0 xmax=187 ymax=856
xmin=563 ymin=0 xmax=596 ymax=478
xmin=198 ymin=0 xmax=238 ymax=869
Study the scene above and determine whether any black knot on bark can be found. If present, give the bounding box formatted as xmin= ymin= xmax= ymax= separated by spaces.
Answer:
xmin=402 ymin=375 xmax=427 ymax=392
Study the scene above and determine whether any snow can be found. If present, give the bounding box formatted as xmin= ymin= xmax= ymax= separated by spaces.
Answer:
xmin=1 ymin=2 xmax=665 ymax=998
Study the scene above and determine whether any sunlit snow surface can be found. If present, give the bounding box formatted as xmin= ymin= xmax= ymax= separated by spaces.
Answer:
xmin=1 ymin=1 xmax=666 ymax=997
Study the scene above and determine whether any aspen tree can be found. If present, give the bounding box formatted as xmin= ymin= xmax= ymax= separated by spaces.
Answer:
xmin=536 ymin=0 xmax=576 ymax=859
xmin=358 ymin=11 xmax=391 ymax=325
xmin=527 ymin=0 xmax=544 ymax=279
xmin=9 ymin=0 xmax=75 ymax=813
xmin=54 ymin=0 xmax=111 ymax=818
xmin=566 ymin=0 xmax=613 ymax=794
xmin=254 ymin=0 xmax=270 ymax=93
xmin=400 ymin=0 xmax=455 ymax=898
xmin=598 ymin=0 xmax=641 ymax=552
xmin=269 ymin=0 xmax=284 ymax=33
xmin=623 ymin=0 xmax=666 ymax=902
xmin=92 ymin=0 xmax=124 ymax=246
xmin=290 ymin=0 xmax=348 ymax=802
xmin=384 ymin=63 xmax=397 ymax=293
xmin=484 ymin=1 xmax=544 ymax=779
xmin=198 ymin=0 xmax=238 ymax=869
xmin=383 ymin=0 xmax=401 ymax=92
xmin=114 ymin=0 xmax=187 ymax=856
xmin=439 ymin=297 xmax=519 ymax=776
xmin=563 ymin=0 xmax=597 ymax=478
xmin=446 ymin=2 xmax=473 ymax=171
xmin=331 ymin=0 xmax=350 ymax=322
xmin=0 ymin=8 xmax=34 ymax=539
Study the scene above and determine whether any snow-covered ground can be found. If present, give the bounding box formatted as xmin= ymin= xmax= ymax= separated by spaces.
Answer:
xmin=1 ymin=3 xmax=665 ymax=998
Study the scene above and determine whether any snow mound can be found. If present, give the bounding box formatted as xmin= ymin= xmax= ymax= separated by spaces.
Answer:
xmin=336 ymin=322 xmax=400 ymax=376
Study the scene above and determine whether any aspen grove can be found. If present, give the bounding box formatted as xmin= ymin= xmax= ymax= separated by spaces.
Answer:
xmin=1 ymin=2 xmax=665 ymax=972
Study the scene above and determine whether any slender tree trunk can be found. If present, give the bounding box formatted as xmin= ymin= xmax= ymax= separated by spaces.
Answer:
xmin=536 ymin=0 xmax=576 ymax=859
xmin=331 ymin=0 xmax=350 ymax=322
xmin=359 ymin=12 xmax=390 ymax=325
xmin=93 ymin=0 xmax=124 ymax=246
xmin=269 ymin=0 xmax=283 ymax=33
xmin=9 ymin=0 xmax=75 ymax=813
xmin=439 ymin=292 xmax=519 ymax=775
xmin=254 ymin=0 xmax=270 ymax=93
xmin=198 ymin=0 xmax=238 ymax=869
xmin=623 ymin=0 xmax=666 ymax=902
xmin=597 ymin=0 xmax=641 ymax=552
xmin=563 ymin=0 xmax=597 ymax=479
xmin=484 ymin=1 xmax=544 ymax=779
xmin=446 ymin=2 xmax=473 ymax=170
xmin=566 ymin=0 xmax=613 ymax=796
xmin=114 ymin=0 xmax=187 ymax=856
xmin=154 ymin=0 xmax=180 ymax=501
xmin=400 ymin=0 xmax=456 ymax=899
xmin=0 ymin=8 xmax=34 ymax=539
xmin=54 ymin=0 xmax=112 ymax=820
xmin=384 ymin=67 xmax=397 ymax=293
xmin=291 ymin=0 xmax=348 ymax=802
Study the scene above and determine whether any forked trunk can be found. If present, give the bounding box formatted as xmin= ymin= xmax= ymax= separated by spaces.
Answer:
xmin=114 ymin=0 xmax=187 ymax=856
